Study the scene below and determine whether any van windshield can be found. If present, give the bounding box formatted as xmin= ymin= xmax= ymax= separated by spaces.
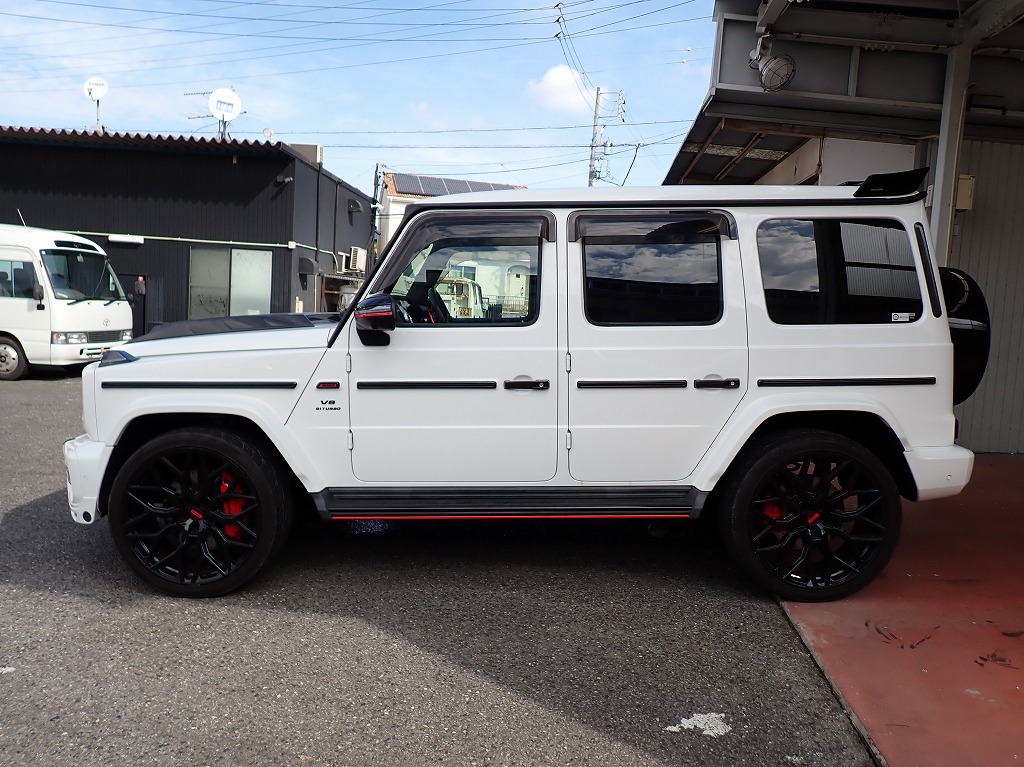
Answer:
xmin=42 ymin=249 xmax=126 ymax=301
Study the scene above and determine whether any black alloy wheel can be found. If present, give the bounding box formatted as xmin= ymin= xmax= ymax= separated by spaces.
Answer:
xmin=107 ymin=428 xmax=291 ymax=597
xmin=719 ymin=430 xmax=901 ymax=602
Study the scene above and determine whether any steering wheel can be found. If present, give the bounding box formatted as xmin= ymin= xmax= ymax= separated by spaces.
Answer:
xmin=394 ymin=299 xmax=414 ymax=325
xmin=426 ymin=287 xmax=452 ymax=324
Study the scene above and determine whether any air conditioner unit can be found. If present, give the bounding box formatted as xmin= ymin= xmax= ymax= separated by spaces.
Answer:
xmin=345 ymin=246 xmax=367 ymax=272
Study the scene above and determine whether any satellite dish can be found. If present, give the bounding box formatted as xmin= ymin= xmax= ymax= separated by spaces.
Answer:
xmin=84 ymin=77 xmax=108 ymax=101
xmin=262 ymin=128 xmax=274 ymax=140
xmin=208 ymin=88 xmax=242 ymax=122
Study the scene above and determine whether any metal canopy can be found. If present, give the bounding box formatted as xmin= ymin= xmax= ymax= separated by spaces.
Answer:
xmin=664 ymin=0 xmax=1024 ymax=185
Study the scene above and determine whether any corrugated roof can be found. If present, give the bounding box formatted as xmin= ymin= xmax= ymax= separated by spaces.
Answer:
xmin=0 ymin=125 xmax=370 ymax=194
xmin=0 ymin=125 xmax=286 ymax=157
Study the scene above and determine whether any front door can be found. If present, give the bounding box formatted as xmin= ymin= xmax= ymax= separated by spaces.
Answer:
xmin=348 ymin=212 xmax=559 ymax=484
xmin=566 ymin=212 xmax=748 ymax=482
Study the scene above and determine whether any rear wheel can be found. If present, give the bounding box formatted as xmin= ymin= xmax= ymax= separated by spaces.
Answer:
xmin=719 ymin=430 xmax=901 ymax=602
xmin=107 ymin=428 xmax=292 ymax=597
xmin=0 ymin=335 xmax=28 ymax=381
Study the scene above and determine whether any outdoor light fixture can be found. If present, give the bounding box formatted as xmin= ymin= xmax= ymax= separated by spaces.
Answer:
xmin=749 ymin=34 xmax=796 ymax=92
xmin=758 ymin=53 xmax=796 ymax=92
xmin=108 ymin=234 xmax=145 ymax=245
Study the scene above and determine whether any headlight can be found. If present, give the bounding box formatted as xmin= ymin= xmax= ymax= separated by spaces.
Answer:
xmin=121 ymin=330 xmax=133 ymax=341
xmin=52 ymin=331 xmax=89 ymax=344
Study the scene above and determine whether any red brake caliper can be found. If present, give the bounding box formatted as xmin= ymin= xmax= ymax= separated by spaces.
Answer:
xmin=763 ymin=502 xmax=785 ymax=521
xmin=220 ymin=471 xmax=245 ymax=540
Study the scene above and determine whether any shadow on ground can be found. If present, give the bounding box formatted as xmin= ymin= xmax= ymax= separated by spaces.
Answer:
xmin=0 ymin=494 xmax=874 ymax=766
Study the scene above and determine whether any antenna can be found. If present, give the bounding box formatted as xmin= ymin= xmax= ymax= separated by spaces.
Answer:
xmin=83 ymin=77 xmax=108 ymax=134
xmin=208 ymin=88 xmax=242 ymax=140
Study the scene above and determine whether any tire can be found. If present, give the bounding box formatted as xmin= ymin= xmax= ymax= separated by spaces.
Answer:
xmin=718 ymin=430 xmax=901 ymax=602
xmin=107 ymin=427 xmax=293 ymax=597
xmin=0 ymin=335 xmax=28 ymax=381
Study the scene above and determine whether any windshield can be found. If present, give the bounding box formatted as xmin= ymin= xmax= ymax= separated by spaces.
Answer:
xmin=42 ymin=248 xmax=127 ymax=301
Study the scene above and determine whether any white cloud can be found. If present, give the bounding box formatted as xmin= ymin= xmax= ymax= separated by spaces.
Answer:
xmin=525 ymin=65 xmax=595 ymax=116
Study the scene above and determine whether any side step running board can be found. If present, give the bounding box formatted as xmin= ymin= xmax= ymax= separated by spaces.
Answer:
xmin=312 ymin=486 xmax=708 ymax=521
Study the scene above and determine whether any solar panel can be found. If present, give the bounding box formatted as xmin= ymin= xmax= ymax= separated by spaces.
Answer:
xmin=389 ymin=172 xmax=521 ymax=198
xmin=391 ymin=173 xmax=424 ymax=196
xmin=419 ymin=176 xmax=449 ymax=196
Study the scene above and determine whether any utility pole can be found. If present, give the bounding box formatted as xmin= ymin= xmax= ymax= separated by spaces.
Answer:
xmin=588 ymin=87 xmax=602 ymax=187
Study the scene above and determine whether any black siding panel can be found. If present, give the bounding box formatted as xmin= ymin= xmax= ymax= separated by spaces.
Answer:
xmin=0 ymin=139 xmax=373 ymax=326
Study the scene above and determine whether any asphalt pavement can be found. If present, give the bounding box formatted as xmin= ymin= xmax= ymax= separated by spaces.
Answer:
xmin=0 ymin=370 xmax=876 ymax=767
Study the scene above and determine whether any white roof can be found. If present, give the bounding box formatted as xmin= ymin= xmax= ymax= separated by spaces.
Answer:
xmin=0 ymin=224 xmax=106 ymax=253
xmin=403 ymin=182 xmax=914 ymax=211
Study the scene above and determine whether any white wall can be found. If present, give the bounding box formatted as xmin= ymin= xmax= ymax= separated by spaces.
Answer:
xmin=758 ymin=138 xmax=916 ymax=186
xmin=818 ymin=139 xmax=916 ymax=185
xmin=378 ymin=195 xmax=418 ymax=251
xmin=758 ymin=139 xmax=823 ymax=185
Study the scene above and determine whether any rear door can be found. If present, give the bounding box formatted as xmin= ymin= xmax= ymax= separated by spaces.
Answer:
xmin=565 ymin=211 xmax=747 ymax=482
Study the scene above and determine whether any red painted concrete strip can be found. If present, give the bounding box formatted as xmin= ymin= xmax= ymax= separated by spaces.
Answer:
xmin=785 ymin=455 xmax=1024 ymax=767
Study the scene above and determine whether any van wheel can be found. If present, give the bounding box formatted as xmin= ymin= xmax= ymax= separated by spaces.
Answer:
xmin=107 ymin=428 xmax=292 ymax=597
xmin=719 ymin=430 xmax=901 ymax=602
xmin=0 ymin=335 xmax=28 ymax=381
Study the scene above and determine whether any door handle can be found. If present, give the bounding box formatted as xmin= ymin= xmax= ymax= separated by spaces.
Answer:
xmin=504 ymin=379 xmax=550 ymax=390
xmin=693 ymin=378 xmax=741 ymax=390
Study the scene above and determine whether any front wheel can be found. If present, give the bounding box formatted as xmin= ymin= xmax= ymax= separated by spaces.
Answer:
xmin=718 ymin=430 xmax=901 ymax=602
xmin=0 ymin=335 xmax=28 ymax=381
xmin=107 ymin=428 xmax=292 ymax=597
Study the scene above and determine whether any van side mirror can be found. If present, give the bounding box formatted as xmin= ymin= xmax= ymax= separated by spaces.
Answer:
xmin=32 ymin=283 xmax=44 ymax=301
xmin=354 ymin=293 xmax=396 ymax=346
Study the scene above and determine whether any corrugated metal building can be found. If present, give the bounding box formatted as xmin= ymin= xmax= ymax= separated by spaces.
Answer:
xmin=0 ymin=127 xmax=374 ymax=334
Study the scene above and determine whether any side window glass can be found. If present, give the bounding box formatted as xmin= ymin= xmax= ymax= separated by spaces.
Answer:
xmin=0 ymin=259 xmax=13 ymax=297
xmin=578 ymin=215 xmax=722 ymax=325
xmin=757 ymin=218 xmax=923 ymax=325
xmin=377 ymin=215 xmax=546 ymax=325
xmin=0 ymin=260 xmax=37 ymax=298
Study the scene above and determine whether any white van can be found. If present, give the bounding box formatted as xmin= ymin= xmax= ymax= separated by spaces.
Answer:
xmin=0 ymin=224 xmax=134 ymax=380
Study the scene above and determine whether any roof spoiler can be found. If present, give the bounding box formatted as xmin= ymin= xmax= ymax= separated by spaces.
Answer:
xmin=852 ymin=167 xmax=930 ymax=198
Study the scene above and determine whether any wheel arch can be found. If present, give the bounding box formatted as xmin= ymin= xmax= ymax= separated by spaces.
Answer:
xmin=98 ymin=412 xmax=311 ymax=517
xmin=705 ymin=410 xmax=917 ymax=515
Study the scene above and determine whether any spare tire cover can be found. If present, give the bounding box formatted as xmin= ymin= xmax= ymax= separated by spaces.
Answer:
xmin=940 ymin=267 xmax=990 ymax=405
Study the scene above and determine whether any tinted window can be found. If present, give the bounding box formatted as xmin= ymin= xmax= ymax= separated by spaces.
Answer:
xmin=379 ymin=215 xmax=546 ymax=325
xmin=0 ymin=259 xmax=36 ymax=299
xmin=578 ymin=216 xmax=722 ymax=325
xmin=757 ymin=218 xmax=923 ymax=325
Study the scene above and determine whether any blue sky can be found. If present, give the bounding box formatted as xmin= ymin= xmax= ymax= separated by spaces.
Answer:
xmin=1 ymin=0 xmax=717 ymax=197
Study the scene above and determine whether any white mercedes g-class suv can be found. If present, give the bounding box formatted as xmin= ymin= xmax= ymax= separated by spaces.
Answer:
xmin=64 ymin=169 xmax=989 ymax=601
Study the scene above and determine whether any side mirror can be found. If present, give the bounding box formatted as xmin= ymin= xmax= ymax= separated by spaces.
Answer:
xmin=354 ymin=293 xmax=396 ymax=346
xmin=32 ymin=283 xmax=44 ymax=301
